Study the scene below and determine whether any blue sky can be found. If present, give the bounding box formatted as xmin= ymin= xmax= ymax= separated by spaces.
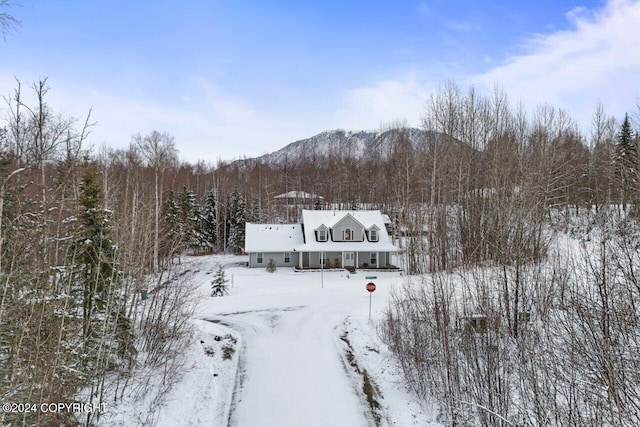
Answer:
xmin=1 ymin=0 xmax=639 ymax=163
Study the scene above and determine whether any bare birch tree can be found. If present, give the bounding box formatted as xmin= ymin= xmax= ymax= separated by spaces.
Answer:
xmin=134 ymin=130 xmax=178 ymax=272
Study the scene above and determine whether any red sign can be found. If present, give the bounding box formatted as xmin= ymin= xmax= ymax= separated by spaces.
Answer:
xmin=366 ymin=282 xmax=376 ymax=292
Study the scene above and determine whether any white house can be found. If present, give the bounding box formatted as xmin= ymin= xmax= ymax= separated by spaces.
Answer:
xmin=245 ymin=210 xmax=398 ymax=270
xmin=244 ymin=223 xmax=304 ymax=268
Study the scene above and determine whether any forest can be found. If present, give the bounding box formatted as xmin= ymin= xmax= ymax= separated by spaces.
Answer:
xmin=1 ymin=77 xmax=639 ymax=425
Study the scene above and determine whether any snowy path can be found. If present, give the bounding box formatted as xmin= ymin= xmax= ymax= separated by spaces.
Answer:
xmin=220 ymin=302 xmax=368 ymax=427
xmin=140 ymin=255 xmax=442 ymax=427
xmin=102 ymin=255 xmax=441 ymax=426
xmin=202 ymin=276 xmax=374 ymax=427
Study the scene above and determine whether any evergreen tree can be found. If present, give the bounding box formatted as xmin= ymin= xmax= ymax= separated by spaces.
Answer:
xmin=226 ymin=188 xmax=246 ymax=253
xmin=615 ymin=113 xmax=638 ymax=210
xmin=198 ymin=188 xmax=218 ymax=251
xmin=247 ymin=197 xmax=261 ymax=223
xmin=178 ymin=186 xmax=199 ymax=250
xmin=160 ymin=189 xmax=181 ymax=261
xmin=266 ymin=258 xmax=276 ymax=273
xmin=160 ymin=187 xmax=201 ymax=256
xmin=72 ymin=161 xmax=134 ymax=367
xmin=210 ymin=265 xmax=228 ymax=297
xmin=350 ymin=196 xmax=360 ymax=210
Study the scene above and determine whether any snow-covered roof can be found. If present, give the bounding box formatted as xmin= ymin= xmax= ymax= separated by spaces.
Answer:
xmin=297 ymin=210 xmax=398 ymax=252
xmin=301 ymin=209 xmax=386 ymax=230
xmin=274 ymin=191 xmax=324 ymax=200
xmin=245 ymin=211 xmax=398 ymax=254
xmin=245 ymin=223 xmax=304 ymax=252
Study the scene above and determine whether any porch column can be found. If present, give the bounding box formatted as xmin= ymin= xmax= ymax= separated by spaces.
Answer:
xmin=355 ymin=252 xmax=359 ymax=269
xmin=299 ymin=251 xmax=302 ymax=268
xmin=341 ymin=251 xmax=344 ymax=268
xmin=376 ymin=252 xmax=379 ymax=268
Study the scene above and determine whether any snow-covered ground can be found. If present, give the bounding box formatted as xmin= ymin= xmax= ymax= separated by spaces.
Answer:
xmin=140 ymin=254 xmax=441 ymax=426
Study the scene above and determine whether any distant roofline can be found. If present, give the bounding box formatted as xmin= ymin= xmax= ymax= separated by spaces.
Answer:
xmin=274 ymin=190 xmax=324 ymax=200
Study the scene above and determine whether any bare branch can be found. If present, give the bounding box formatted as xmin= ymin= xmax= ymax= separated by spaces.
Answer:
xmin=0 ymin=1 xmax=20 ymax=40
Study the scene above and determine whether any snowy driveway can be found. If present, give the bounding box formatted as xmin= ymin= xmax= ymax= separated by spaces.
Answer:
xmin=198 ymin=261 xmax=396 ymax=427
xmin=102 ymin=256 xmax=439 ymax=427
xmin=218 ymin=304 xmax=366 ymax=426
xmin=145 ymin=255 xmax=440 ymax=427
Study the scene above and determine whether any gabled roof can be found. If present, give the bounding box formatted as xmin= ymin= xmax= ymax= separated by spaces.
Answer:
xmin=244 ymin=211 xmax=398 ymax=254
xmin=301 ymin=209 xmax=388 ymax=229
xmin=332 ymin=212 xmax=366 ymax=233
xmin=298 ymin=210 xmax=397 ymax=252
xmin=274 ymin=191 xmax=324 ymax=200
xmin=245 ymin=223 xmax=304 ymax=252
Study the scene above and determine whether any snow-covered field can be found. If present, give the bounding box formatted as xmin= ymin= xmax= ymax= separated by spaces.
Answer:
xmin=133 ymin=254 xmax=441 ymax=427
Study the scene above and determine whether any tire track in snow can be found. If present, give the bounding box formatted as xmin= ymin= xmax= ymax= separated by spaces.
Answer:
xmin=211 ymin=302 xmax=369 ymax=427
xmin=201 ymin=317 xmax=250 ymax=427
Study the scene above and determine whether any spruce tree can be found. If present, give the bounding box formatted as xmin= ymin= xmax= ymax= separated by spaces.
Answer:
xmin=210 ymin=265 xmax=228 ymax=297
xmin=198 ymin=189 xmax=218 ymax=251
xmin=226 ymin=189 xmax=246 ymax=253
xmin=615 ymin=113 xmax=638 ymax=210
xmin=160 ymin=189 xmax=181 ymax=261
xmin=178 ymin=186 xmax=198 ymax=251
xmin=72 ymin=161 xmax=134 ymax=368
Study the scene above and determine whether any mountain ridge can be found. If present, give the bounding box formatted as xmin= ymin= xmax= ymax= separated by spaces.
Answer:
xmin=242 ymin=127 xmax=433 ymax=166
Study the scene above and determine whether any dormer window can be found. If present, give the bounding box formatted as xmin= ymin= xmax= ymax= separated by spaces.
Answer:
xmin=343 ymin=228 xmax=353 ymax=241
xmin=318 ymin=229 xmax=327 ymax=242
xmin=369 ymin=229 xmax=378 ymax=241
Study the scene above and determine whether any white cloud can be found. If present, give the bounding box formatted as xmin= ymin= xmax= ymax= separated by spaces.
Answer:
xmin=335 ymin=73 xmax=435 ymax=131
xmin=0 ymin=73 xmax=306 ymax=163
xmin=472 ymin=0 xmax=640 ymax=130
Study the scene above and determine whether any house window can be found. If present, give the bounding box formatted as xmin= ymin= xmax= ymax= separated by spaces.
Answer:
xmin=370 ymin=252 xmax=377 ymax=265
xmin=284 ymin=252 xmax=291 ymax=263
xmin=343 ymin=228 xmax=353 ymax=241
xmin=369 ymin=230 xmax=378 ymax=241
xmin=257 ymin=252 xmax=263 ymax=264
xmin=318 ymin=229 xmax=327 ymax=242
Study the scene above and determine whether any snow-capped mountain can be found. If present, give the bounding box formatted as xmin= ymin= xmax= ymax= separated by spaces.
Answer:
xmin=249 ymin=128 xmax=432 ymax=166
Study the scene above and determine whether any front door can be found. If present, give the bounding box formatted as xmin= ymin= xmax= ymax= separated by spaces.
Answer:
xmin=344 ymin=252 xmax=355 ymax=267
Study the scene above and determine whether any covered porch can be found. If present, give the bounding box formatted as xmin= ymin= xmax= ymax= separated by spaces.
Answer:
xmin=295 ymin=250 xmax=397 ymax=271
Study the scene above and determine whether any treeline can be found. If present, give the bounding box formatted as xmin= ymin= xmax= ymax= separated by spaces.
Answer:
xmin=0 ymin=77 xmax=638 ymax=425
xmin=378 ymin=83 xmax=640 ymax=426
xmin=0 ymin=79 xmax=263 ymax=425
xmin=382 ymin=220 xmax=640 ymax=426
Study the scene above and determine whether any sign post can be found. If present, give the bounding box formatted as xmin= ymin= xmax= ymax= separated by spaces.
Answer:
xmin=366 ymin=282 xmax=376 ymax=320
xmin=321 ymin=252 xmax=324 ymax=289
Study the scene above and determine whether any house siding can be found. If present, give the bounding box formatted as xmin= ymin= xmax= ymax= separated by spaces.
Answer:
xmin=357 ymin=251 xmax=374 ymax=268
xmin=332 ymin=216 xmax=365 ymax=242
xmin=249 ymin=252 xmax=297 ymax=268
xmin=301 ymin=250 xmax=390 ymax=269
xmin=245 ymin=210 xmax=398 ymax=270
xmin=250 ymin=250 xmax=394 ymax=269
xmin=380 ymin=252 xmax=390 ymax=266
xmin=353 ymin=251 xmax=393 ymax=268
xmin=313 ymin=251 xmax=342 ymax=268
xmin=248 ymin=252 xmax=262 ymax=267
